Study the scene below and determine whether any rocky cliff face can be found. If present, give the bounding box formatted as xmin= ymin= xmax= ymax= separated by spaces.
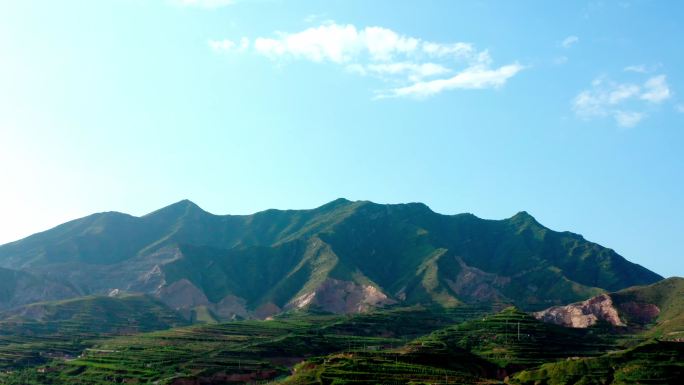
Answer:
xmin=533 ymin=294 xmax=624 ymax=328
xmin=534 ymin=292 xmax=667 ymax=329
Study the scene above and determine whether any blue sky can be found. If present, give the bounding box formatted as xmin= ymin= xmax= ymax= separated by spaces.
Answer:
xmin=1 ymin=0 xmax=682 ymax=277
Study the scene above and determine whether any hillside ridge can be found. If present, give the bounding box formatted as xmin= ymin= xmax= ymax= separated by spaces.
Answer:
xmin=0 ymin=199 xmax=663 ymax=318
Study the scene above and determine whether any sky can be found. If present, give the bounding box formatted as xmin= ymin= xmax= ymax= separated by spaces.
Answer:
xmin=0 ymin=0 xmax=683 ymax=277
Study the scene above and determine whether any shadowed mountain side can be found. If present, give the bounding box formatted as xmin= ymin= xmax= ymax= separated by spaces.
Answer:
xmin=0 ymin=267 xmax=81 ymax=311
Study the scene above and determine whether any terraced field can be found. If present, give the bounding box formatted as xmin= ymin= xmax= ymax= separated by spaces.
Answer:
xmin=0 ymin=303 xmax=679 ymax=385
xmin=410 ymin=307 xmax=616 ymax=369
xmin=0 ymin=294 xmax=187 ymax=370
xmin=0 ymin=305 xmax=492 ymax=384
xmin=283 ymin=307 xmax=621 ymax=385
xmin=508 ymin=340 xmax=684 ymax=385
xmin=282 ymin=351 xmax=500 ymax=385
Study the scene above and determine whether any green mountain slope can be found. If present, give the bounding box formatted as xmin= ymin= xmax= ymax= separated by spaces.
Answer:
xmin=0 ymin=199 xmax=662 ymax=317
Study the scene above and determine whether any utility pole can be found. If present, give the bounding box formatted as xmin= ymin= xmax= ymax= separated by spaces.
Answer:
xmin=517 ymin=322 xmax=520 ymax=341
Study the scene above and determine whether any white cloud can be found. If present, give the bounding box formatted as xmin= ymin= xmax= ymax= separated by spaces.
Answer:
xmin=561 ymin=35 xmax=579 ymax=48
xmin=608 ymin=83 xmax=640 ymax=104
xmin=252 ymin=24 xmax=425 ymax=63
xmin=677 ymin=104 xmax=684 ymax=113
xmin=624 ymin=65 xmax=648 ymax=73
xmin=363 ymin=62 xmax=451 ymax=82
xmin=640 ymin=75 xmax=671 ymax=103
xmin=214 ymin=22 xmax=522 ymax=98
xmin=382 ymin=63 xmax=524 ymax=99
xmin=178 ymin=0 xmax=235 ymax=8
xmin=614 ymin=110 xmax=644 ymax=128
xmin=573 ymin=74 xmax=672 ymax=127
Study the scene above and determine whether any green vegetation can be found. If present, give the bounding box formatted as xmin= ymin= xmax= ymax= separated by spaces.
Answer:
xmin=281 ymin=350 xmax=499 ymax=385
xmin=508 ymin=340 xmax=684 ymax=385
xmin=282 ymin=307 xmax=620 ymax=385
xmin=0 ymin=199 xmax=677 ymax=384
xmin=0 ymin=300 xmax=681 ymax=385
xmin=612 ymin=277 xmax=684 ymax=339
xmin=408 ymin=307 xmax=614 ymax=369
xmin=0 ymin=199 xmax=662 ymax=315
xmin=0 ymin=294 xmax=187 ymax=370
xmin=0 ymin=305 xmax=490 ymax=384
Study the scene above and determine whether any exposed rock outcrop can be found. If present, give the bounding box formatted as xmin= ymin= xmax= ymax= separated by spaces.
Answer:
xmin=616 ymin=301 xmax=660 ymax=324
xmin=156 ymin=279 xmax=210 ymax=311
xmin=254 ymin=302 xmax=281 ymax=319
xmin=287 ymin=278 xmax=396 ymax=314
xmin=533 ymin=294 xmax=624 ymax=328
xmin=444 ymin=256 xmax=509 ymax=303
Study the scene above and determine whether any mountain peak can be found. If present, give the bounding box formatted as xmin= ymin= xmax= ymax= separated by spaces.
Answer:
xmin=512 ymin=210 xmax=533 ymax=218
xmin=316 ymin=198 xmax=354 ymax=210
xmin=143 ymin=199 xmax=206 ymax=219
xmin=508 ymin=211 xmax=540 ymax=225
xmin=174 ymin=199 xmax=200 ymax=208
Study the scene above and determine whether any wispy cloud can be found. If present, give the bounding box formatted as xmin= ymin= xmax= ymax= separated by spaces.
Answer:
xmin=676 ymin=104 xmax=684 ymax=113
xmin=613 ymin=111 xmax=644 ymax=128
xmin=383 ymin=64 xmax=523 ymax=99
xmin=624 ymin=65 xmax=648 ymax=73
xmin=303 ymin=13 xmax=331 ymax=24
xmin=210 ymin=22 xmax=523 ymax=98
xmin=208 ymin=38 xmax=249 ymax=52
xmin=561 ymin=35 xmax=579 ymax=48
xmin=573 ymin=74 xmax=672 ymax=127
xmin=624 ymin=63 xmax=661 ymax=74
xmin=177 ymin=0 xmax=235 ymax=8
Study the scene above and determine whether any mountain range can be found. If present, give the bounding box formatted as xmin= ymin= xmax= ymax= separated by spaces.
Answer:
xmin=0 ymin=199 xmax=662 ymax=320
